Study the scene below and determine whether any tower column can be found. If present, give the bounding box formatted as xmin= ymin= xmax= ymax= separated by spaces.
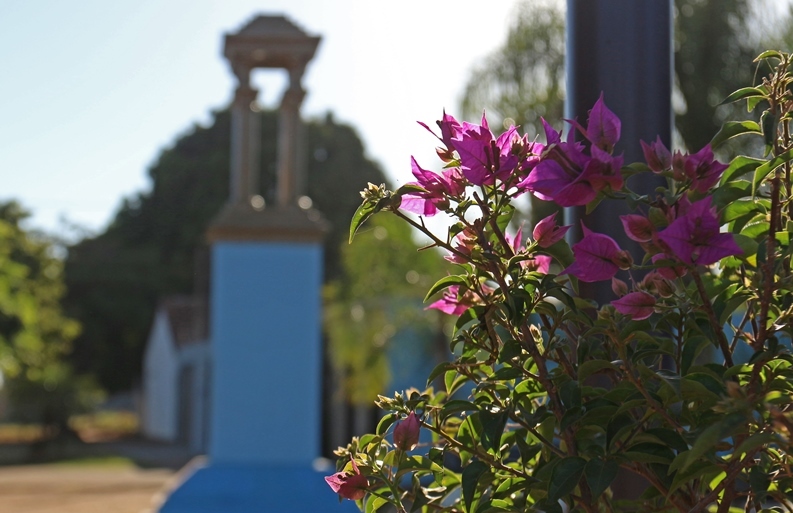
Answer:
xmin=229 ymin=76 xmax=261 ymax=205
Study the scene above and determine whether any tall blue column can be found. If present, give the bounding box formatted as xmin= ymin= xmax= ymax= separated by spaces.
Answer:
xmin=158 ymin=206 xmax=357 ymax=512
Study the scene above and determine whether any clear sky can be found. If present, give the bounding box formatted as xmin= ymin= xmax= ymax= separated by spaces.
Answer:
xmin=0 ymin=0 xmax=521 ymax=238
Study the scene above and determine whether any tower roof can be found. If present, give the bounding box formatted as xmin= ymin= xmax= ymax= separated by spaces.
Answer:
xmin=223 ymin=15 xmax=320 ymax=70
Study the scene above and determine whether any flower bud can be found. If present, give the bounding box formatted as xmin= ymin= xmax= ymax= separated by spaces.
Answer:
xmin=612 ymin=250 xmax=634 ymax=270
xmin=393 ymin=412 xmax=420 ymax=451
xmin=620 ymin=215 xmax=654 ymax=242
xmin=533 ymin=213 xmax=570 ymax=248
xmin=611 ymin=277 xmax=628 ymax=297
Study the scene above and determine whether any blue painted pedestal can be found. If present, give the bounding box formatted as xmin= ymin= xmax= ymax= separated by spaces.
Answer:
xmin=158 ymin=206 xmax=356 ymax=512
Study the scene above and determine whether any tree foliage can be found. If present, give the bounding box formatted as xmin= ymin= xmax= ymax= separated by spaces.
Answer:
xmin=461 ymin=0 xmax=565 ymax=139
xmin=0 ymin=202 xmax=91 ymax=428
xmin=325 ymin=214 xmax=446 ymax=404
xmin=64 ymin=109 xmax=387 ymax=392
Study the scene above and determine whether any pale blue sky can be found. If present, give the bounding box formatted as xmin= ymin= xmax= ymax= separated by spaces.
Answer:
xmin=0 ymin=0 xmax=521 ymax=237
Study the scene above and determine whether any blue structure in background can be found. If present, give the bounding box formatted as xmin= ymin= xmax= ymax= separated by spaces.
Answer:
xmin=158 ymin=15 xmax=357 ymax=513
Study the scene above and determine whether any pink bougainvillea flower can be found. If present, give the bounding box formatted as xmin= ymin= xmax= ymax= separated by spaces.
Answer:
xmin=400 ymin=157 xmax=464 ymax=216
xmin=427 ymin=285 xmax=473 ymax=316
xmin=325 ymin=461 xmax=369 ymax=501
xmin=541 ymin=117 xmax=562 ymax=146
xmin=452 ymin=114 xmax=520 ymax=185
xmin=612 ymin=291 xmax=656 ymax=320
xmin=393 ymin=412 xmax=420 ymax=451
xmin=642 ymin=270 xmax=675 ymax=298
xmin=445 ymin=226 xmax=478 ymax=264
xmin=522 ymin=159 xmax=599 ymax=207
xmin=656 ymin=197 xmax=742 ymax=266
xmin=684 ymin=145 xmax=728 ymax=193
xmin=417 ymin=111 xmax=462 ymax=161
xmin=651 ymin=253 xmax=687 ymax=280
xmin=505 ymin=226 xmax=524 ymax=255
xmin=521 ymin=125 xmax=623 ymax=207
xmin=620 ymin=214 xmax=655 ymax=242
xmin=583 ymin=93 xmax=621 ymax=153
xmin=580 ymin=145 xmax=624 ymax=192
xmin=562 ymin=224 xmax=632 ymax=282
xmin=640 ymin=136 xmax=672 ymax=173
xmin=611 ymin=277 xmax=629 ymax=297
xmin=523 ymin=255 xmax=552 ymax=274
xmin=533 ymin=212 xmax=570 ymax=248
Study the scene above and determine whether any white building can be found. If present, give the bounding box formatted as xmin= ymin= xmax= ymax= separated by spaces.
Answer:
xmin=141 ymin=296 xmax=210 ymax=454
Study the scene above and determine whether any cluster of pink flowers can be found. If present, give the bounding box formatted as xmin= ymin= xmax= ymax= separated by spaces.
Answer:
xmin=327 ymin=95 xmax=745 ymax=501
xmin=326 ymin=413 xmax=421 ymax=500
xmin=400 ymin=96 xmax=741 ymax=322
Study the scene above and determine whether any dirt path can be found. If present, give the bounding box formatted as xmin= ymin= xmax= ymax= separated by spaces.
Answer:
xmin=0 ymin=463 xmax=175 ymax=513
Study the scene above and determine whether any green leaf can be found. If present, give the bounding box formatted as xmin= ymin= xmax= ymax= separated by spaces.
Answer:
xmin=424 ymin=275 xmax=468 ymax=302
xmin=734 ymin=432 xmax=776 ymax=456
xmin=585 ymin=459 xmax=618 ymax=497
xmin=462 ymin=460 xmax=489 ymax=512
xmin=480 ymin=409 xmax=509 ymax=452
xmin=723 ymin=198 xmax=768 ymax=223
xmin=668 ymin=460 xmax=721 ymax=495
xmin=349 ymin=200 xmax=379 ymax=243
xmin=376 ymin=413 xmax=398 ymax=435
xmin=682 ymin=422 xmax=722 ymax=471
xmin=577 ymin=360 xmax=617 ymax=382
xmin=395 ymin=183 xmax=428 ymax=195
xmin=718 ymin=87 xmax=766 ymax=106
xmin=712 ymin=181 xmax=752 ymax=210
xmin=761 ymin=110 xmax=780 ymax=155
xmin=710 ymin=120 xmax=761 ymax=149
xmin=427 ymin=362 xmax=453 ymax=387
xmin=365 ymin=494 xmax=389 ymax=513
xmin=753 ymin=148 xmax=793 ymax=196
xmin=720 ymin=156 xmax=764 ymax=185
xmin=547 ymin=457 xmax=586 ymax=502
xmin=441 ymin=400 xmax=478 ymax=419
xmin=754 ymin=50 xmax=784 ymax=62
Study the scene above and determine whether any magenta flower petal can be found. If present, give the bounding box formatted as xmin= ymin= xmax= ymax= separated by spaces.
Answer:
xmin=505 ymin=226 xmax=524 ymax=254
xmin=684 ymin=145 xmax=728 ymax=193
xmin=620 ymin=215 xmax=654 ymax=242
xmin=427 ymin=285 xmax=469 ymax=316
xmin=524 ymin=255 xmax=552 ymax=274
xmin=399 ymin=194 xmax=437 ymax=216
xmin=585 ymin=93 xmax=621 ymax=152
xmin=325 ymin=462 xmax=369 ymax=500
xmin=641 ymin=136 xmax=671 ymax=173
xmin=533 ymin=212 xmax=570 ymax=248
xmin=400 ymin=157 xmax=458 ymax=216
xmin=612 ymin=291 xmax=656 ymax=320
xmin=453 ymin=118 xmax=495 ymax=185
xmin=562 ymin=225 xmax=627 ymax=282
xmin=523 ymin=160 xmax=598 ymax=207
xmin=657 ymin=197 xmax=742 ymax=266
xmin=394 ymin=412 xmax=420 ymax=451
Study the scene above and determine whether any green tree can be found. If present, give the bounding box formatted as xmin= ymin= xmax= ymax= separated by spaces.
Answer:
xmin=460 ymin=0 xmax=565 ymax=139
xmin=0 ymin=202 xmax=91 ymax=431
xmin=64 ymin=109 xmax=389 ymax=392
xmin=324 ymin=215 xmax=446 ymax=404
xmin=674 ymin=0 xmax=766 ymax=153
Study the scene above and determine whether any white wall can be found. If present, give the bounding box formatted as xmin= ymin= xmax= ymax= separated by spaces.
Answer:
xmin=142 ymin=310 xmax=179 ymax=442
